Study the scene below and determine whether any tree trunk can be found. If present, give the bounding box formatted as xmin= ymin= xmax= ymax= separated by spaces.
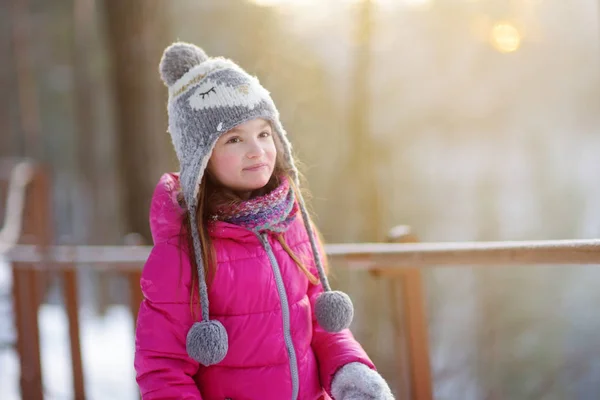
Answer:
xmin=0 ymin=5 xmax=17 ymax=158
xmin=102 ymin=0 xmax=173 ymax=240
xmin=345 ymin=0 xmax=383 ymax=242
xmin=9 ymin=0 xmax=42 ymax=159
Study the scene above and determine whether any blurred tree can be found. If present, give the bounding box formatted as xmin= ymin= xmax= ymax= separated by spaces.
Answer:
xmin=102 ymin=0 xmax=175 ymax=241
xmin=344 ymin=0 xmax=383 ymax=242
xmin=171 ymin=0 xmax=344 ymax=238
xmin=0 ymin=5 xmax=17 ymax=158
xmin=72 ymin=0 xmax=100 ymax=244
xmin=7 ymin=0 xmax=42 ymax=160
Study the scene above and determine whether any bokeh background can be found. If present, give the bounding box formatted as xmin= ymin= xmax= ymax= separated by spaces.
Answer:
xmin=2 ymin=0 xmax=600 ymax=399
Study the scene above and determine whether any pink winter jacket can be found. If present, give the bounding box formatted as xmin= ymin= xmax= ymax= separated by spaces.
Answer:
xmin=134 ymin=173 xmax=375 ymax=400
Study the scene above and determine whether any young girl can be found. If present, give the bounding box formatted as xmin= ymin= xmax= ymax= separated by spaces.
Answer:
xmin=134 ymin=42 xmax=394 ymax=400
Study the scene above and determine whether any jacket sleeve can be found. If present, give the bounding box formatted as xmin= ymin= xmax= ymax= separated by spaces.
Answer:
xmin=307 ymin=241 xmax=376 ymax=396
xmin=308 ymin=281 xmax=376 ymax=396
xmin=134 ymin=242 xmax=203 ymax=399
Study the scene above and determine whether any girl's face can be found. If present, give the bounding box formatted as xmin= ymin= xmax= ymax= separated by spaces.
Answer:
xmin=207 ymin=118 xmax=276 ymax=197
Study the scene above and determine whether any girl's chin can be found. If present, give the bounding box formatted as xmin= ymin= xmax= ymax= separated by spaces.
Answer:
xmin=233 ymin=177 xmax=272 ymax=192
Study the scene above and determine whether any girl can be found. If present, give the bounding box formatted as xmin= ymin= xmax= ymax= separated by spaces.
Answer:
xmin=134 ymin=42 xmax=394 ymax=400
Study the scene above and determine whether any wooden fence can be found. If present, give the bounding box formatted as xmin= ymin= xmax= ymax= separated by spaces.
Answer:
xmin=2 ymin=159 xmax=600 ymax=399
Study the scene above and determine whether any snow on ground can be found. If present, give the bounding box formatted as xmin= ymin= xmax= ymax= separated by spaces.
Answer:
xmin=0 ymin=257 xmax=138 ymax=400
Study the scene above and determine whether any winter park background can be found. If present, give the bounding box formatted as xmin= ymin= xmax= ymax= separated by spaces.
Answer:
xmin=2 ymin=0 xmax=600 ymax=399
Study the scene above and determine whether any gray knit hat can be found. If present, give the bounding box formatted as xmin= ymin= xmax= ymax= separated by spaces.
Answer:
xmin=159 ymin=42 xmax=354 ymax=366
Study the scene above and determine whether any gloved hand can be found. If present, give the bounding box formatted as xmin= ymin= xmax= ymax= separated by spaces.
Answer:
xmin=331 ymin=362 xmax=395 ymax=400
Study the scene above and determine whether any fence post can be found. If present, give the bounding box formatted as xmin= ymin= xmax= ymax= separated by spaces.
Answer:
xmin=128 ymin=269 xmax=143 ymax=331
xmin=11 ymin=165 xmax=49 ymax=400
xmin=377 ymin=225 xmax=433 ymax=400
xmin=124 ymin=233 xmax=144 ymax=400
xmin=59 ymin=236 xmax=86 ymax=400
xmin=12 ymin=265 xmax=44 ymax=400
xmin=124 ymin=233 xmax=144 ymax=332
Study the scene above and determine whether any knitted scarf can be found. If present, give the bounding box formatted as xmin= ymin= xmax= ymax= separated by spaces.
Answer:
xmin=212 ymin=177 xmax=298 ymax=233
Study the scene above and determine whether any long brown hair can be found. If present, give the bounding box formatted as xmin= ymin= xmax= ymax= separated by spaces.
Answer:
xmin=178 ymin=131 xmax=328 ymax=313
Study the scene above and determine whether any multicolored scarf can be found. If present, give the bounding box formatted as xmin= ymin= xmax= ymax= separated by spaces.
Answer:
xmin=212 ymin=177 xmax=298 ymax=233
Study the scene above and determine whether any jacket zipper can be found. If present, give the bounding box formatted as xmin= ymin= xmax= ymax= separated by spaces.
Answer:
xmin=258 ymin=233 xmax=299 ymax=400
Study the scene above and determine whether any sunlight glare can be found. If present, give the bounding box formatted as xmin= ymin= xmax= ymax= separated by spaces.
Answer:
xmin=489 ymin=22 xmax=522 ymax=53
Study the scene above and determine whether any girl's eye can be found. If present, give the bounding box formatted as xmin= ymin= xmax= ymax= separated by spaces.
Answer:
xmin=226 ymin=136 xmax=241 ymax=144
xmin=259 ymin=131 xmax=271 ymax=138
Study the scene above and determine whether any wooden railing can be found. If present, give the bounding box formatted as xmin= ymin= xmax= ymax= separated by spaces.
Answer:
xmin=2 ymin=159 xmax=600 ymax=400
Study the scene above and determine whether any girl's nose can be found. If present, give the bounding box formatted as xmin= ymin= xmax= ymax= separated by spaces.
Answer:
xmin=246 ymin=140 xmax=264 ymax=159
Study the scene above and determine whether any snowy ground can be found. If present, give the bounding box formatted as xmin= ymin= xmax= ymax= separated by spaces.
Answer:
xmin=0 ymin=257 xmax=138 ymax=400
xmin=2 ymin=256 xmax=600 ymax=399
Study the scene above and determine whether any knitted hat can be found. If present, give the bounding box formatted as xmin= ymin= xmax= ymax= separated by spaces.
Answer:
xmin=159 ymin=42 xmax=354 ymax=366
